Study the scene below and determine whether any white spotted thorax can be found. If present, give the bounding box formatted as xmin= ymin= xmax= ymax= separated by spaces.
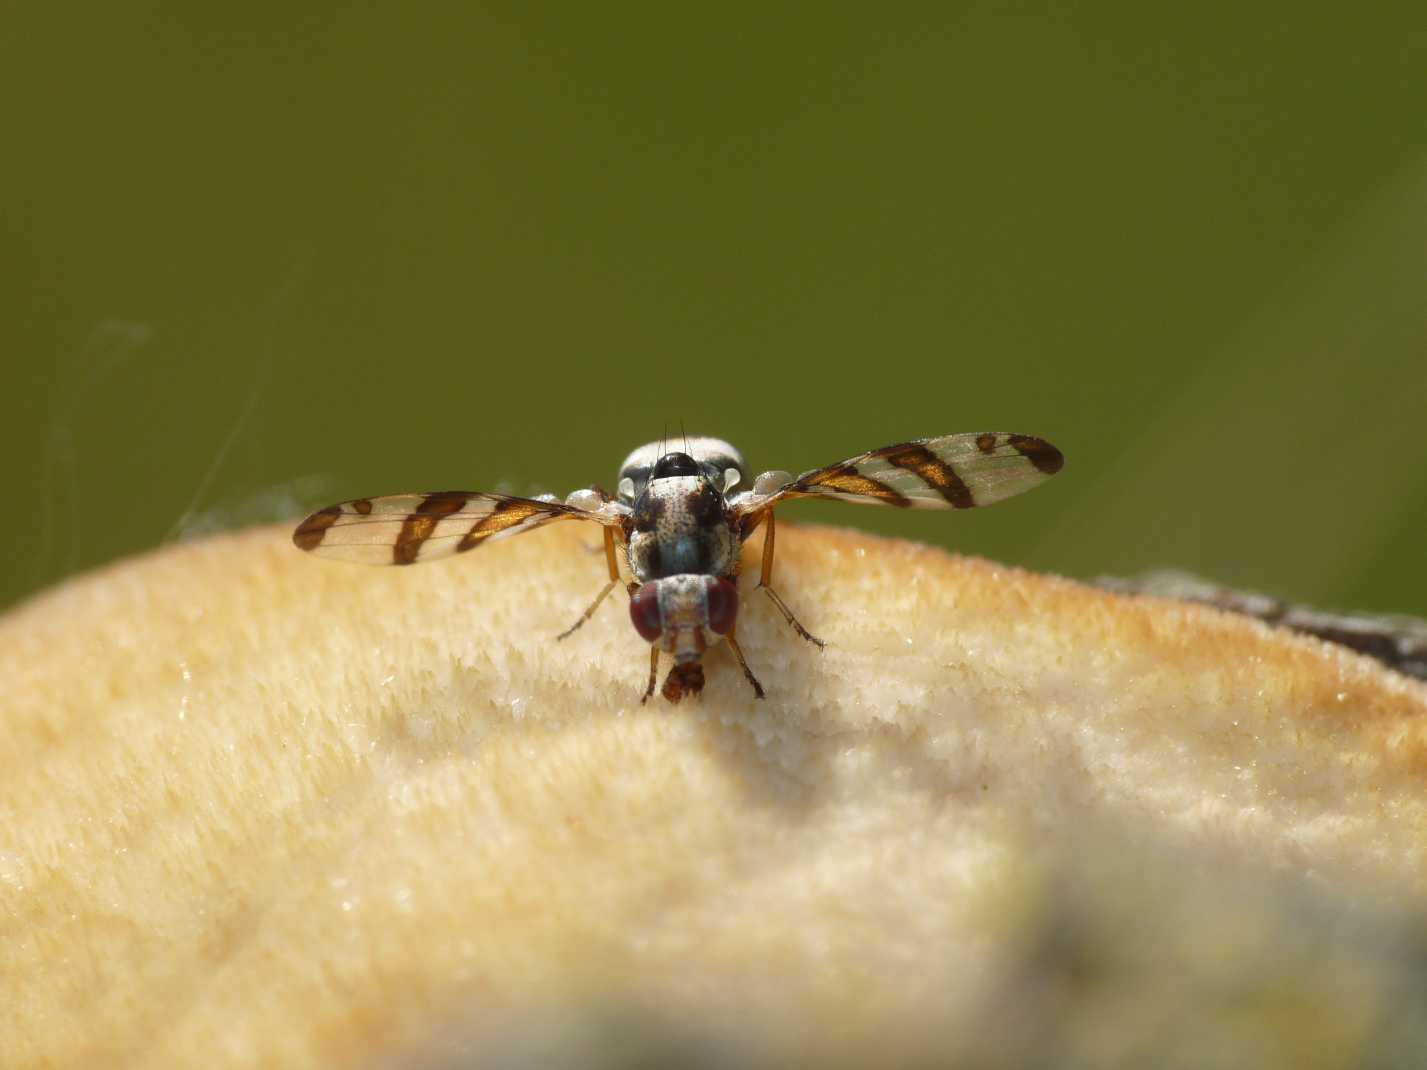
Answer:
xmin=294 ymin=431 xmax=1066 ymax=702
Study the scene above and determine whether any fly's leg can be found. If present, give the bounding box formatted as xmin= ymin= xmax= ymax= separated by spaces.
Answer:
xmin=761 ymin=585 xmax=823 ymax=647
xmin=556 ymin=580 xmax=616 ymax=640
xmin=724 ymin=624 xmax=766 ymax=700
xmin=641 ymin=646 xmax=659 ymax=705
xmin=757 ymin=509 xmax=825 ymax=648
xmin=557 ymin=527 xmax=623 ymax=640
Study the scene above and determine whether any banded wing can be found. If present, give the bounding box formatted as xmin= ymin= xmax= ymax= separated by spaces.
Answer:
xmin=293 ymin=490 xmax=609 ymax=565
xmin=737 ymin=433 xmax=1064 ymax=518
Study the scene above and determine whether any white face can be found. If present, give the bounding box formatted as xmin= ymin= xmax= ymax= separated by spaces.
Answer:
xmin=617 ymin=436 xmax=747 ymax=503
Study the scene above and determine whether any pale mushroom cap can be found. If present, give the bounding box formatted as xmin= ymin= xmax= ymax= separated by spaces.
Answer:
xmin=4 ymin=522 xmax=1427 ymax=1067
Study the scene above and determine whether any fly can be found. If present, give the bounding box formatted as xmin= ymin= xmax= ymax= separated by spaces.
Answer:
xmin=293 ymin=433 xmax=1064 ymax=702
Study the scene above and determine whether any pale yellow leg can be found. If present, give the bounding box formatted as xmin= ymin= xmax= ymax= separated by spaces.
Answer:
xmin=757 ymin=510 xmax=825 ymax=648
xmin=557 ymin=528 xmax=623 ymax=640
xmin=641 ymin=646 xmax=659 ymax=705
xmin=724 ymin=624 xmax=765 ymax=699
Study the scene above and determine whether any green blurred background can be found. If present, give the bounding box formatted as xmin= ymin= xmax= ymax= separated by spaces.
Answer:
xmin=3 ymin=3 xmax=1425 ymax=614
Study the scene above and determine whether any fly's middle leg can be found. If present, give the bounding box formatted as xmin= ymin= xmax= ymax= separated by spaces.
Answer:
xmin=557 ymin=527 xmax=623 ymax=640
xmin=756 ymin=509 xmax=825 ymax=648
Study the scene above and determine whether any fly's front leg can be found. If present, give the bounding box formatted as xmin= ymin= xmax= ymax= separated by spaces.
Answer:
xmin=757 ymin=509 xmax=825 ymax=648
xmin=641 ymin=646 xmax=659 ymax=704
xmin=724 ymin=623 xmax=766 ymax=700
xmin=557 ymin=526 xmax=623 ymax=640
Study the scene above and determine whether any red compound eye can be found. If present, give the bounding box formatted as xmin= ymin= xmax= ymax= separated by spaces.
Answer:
xmin=629 ymin=583 xmax=664 ymax=642
xmin=705 ymin=577 xmax=738 ymax=635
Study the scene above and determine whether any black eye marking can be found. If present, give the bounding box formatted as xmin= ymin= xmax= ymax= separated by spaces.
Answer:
xmin=689 ymin=483 xmax=724 ymax=526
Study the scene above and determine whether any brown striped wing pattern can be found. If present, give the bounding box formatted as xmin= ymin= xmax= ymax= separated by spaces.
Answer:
xmin=293 ymin=491 xmax=607 ymax=565
xmin=744 ymin=433 xmax=1064 ymax=514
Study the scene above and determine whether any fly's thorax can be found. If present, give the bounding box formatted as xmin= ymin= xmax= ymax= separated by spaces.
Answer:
xmin=628 ymin=574 xmax=738 ymax=660
xmin=626 ymin=474 xmax=735 ymax=581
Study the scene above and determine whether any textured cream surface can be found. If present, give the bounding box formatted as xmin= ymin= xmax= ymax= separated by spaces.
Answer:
xmin=3 ymin=522 xmax=1427 ymax=1067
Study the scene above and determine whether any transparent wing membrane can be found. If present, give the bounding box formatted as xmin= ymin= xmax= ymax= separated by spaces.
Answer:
xmin=293 ymin=491 xmax=612 ymax=565
xmin=736 ymin=432 xmax=1063 ymax=517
